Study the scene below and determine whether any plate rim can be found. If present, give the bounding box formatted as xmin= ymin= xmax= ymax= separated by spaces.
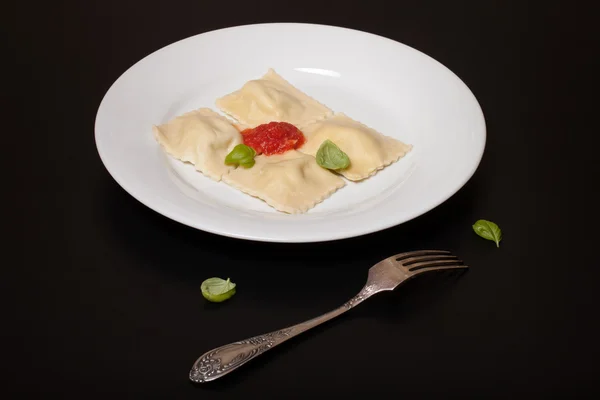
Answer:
xmin=94 ymin=22 xmax=487 ymax=243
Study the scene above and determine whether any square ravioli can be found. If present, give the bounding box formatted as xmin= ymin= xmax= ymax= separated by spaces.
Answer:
xmin=299 ymin=113 xmax=413 ymax=181
xmin=153 ymin=108 xmax=243 ymax=182
xmin=222 ymin=150 xmax=345 ymax=214
xmin=216 ymin=69 xmax=333 ymax=129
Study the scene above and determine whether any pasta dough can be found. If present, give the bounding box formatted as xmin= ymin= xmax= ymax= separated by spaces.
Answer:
xmin=216 ymin=69 xmax=332 ymax=128
xmin=222 ymin=150 xmax=345 ymax=214
xmin=153 ymin=108 xmax=242 ymax=181
xmin=152 ymin=69 xmax=415 ymax=215
xmin=299 ymin=113 xmax=412 ymax=181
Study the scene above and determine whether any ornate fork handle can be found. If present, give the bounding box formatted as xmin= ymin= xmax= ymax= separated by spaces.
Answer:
xmin=189 ymin=284 xmax=379 ymax=383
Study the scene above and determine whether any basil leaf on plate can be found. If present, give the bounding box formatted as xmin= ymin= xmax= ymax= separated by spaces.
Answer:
xmin=225 ymin=144 xmax=256 ymax=168
xmin=316 ymin=139 xmax=350 ymax=170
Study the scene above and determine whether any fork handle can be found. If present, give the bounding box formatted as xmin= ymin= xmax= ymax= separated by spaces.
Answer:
xmin=189 ymin=285 xmax=377 ymax=383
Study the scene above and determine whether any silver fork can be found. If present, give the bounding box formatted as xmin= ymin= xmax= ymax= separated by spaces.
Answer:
xmin=189 ymin=250 xmax=468 ymax=383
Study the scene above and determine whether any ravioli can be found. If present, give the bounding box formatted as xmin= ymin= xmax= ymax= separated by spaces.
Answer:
xmin=222 ymin=150 xmax=345 ymax=214
xmin=216 ymin=69 xmax=333 ymax=129
xmin=153 ymin=108 xmax=242 ymax=182
xmin=299 ymin=113 xmax=412 ymax=181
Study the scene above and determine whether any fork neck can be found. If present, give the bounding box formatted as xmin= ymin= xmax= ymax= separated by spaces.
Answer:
xmin=343 ymin=284 xmax=382 ymax=309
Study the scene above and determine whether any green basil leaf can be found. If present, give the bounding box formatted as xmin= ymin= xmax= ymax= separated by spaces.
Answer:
xmin=225 ymin=144 xmax=256 ymax=169
xmin=316 ymin=139 xmax=350 ymax=170
xmin=200 ymin=277 xmax=237 ymax=303
xmin=472 ymin=219 xmax=502 ymax=247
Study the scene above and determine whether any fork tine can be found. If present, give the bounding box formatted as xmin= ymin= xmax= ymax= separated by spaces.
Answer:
xmin=408 ymin=261 xmax=468 ymax=274
xmin=409 ymin=265 xmax=469 ymax=275
xmin=401 ymin=254 xmax=461 ymax=266
xmin=393 ymin=250 xmax=451 ymax=261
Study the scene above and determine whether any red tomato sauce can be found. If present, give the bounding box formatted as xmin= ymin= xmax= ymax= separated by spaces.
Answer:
xmin=241 ymin=122 xmax=306 ymax=156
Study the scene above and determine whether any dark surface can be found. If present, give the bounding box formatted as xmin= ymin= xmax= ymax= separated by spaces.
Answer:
xmin=5 ymin=0 xmax=600 ymax=398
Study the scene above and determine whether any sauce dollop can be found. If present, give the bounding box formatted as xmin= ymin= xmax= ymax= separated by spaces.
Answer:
xmin=241 ymin=122 xmax=306 ymax=156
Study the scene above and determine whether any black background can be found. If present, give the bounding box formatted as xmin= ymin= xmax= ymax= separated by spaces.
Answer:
xmin=5 ymin=0 xmax=600 ymax=398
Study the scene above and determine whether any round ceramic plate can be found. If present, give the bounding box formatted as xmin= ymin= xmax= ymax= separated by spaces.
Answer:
xmin=95 ymin=23 xmax=486 ymax=243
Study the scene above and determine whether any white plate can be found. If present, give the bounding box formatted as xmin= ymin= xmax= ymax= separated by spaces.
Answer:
xmin=95 ymin=23 xmax=486 ymax=243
